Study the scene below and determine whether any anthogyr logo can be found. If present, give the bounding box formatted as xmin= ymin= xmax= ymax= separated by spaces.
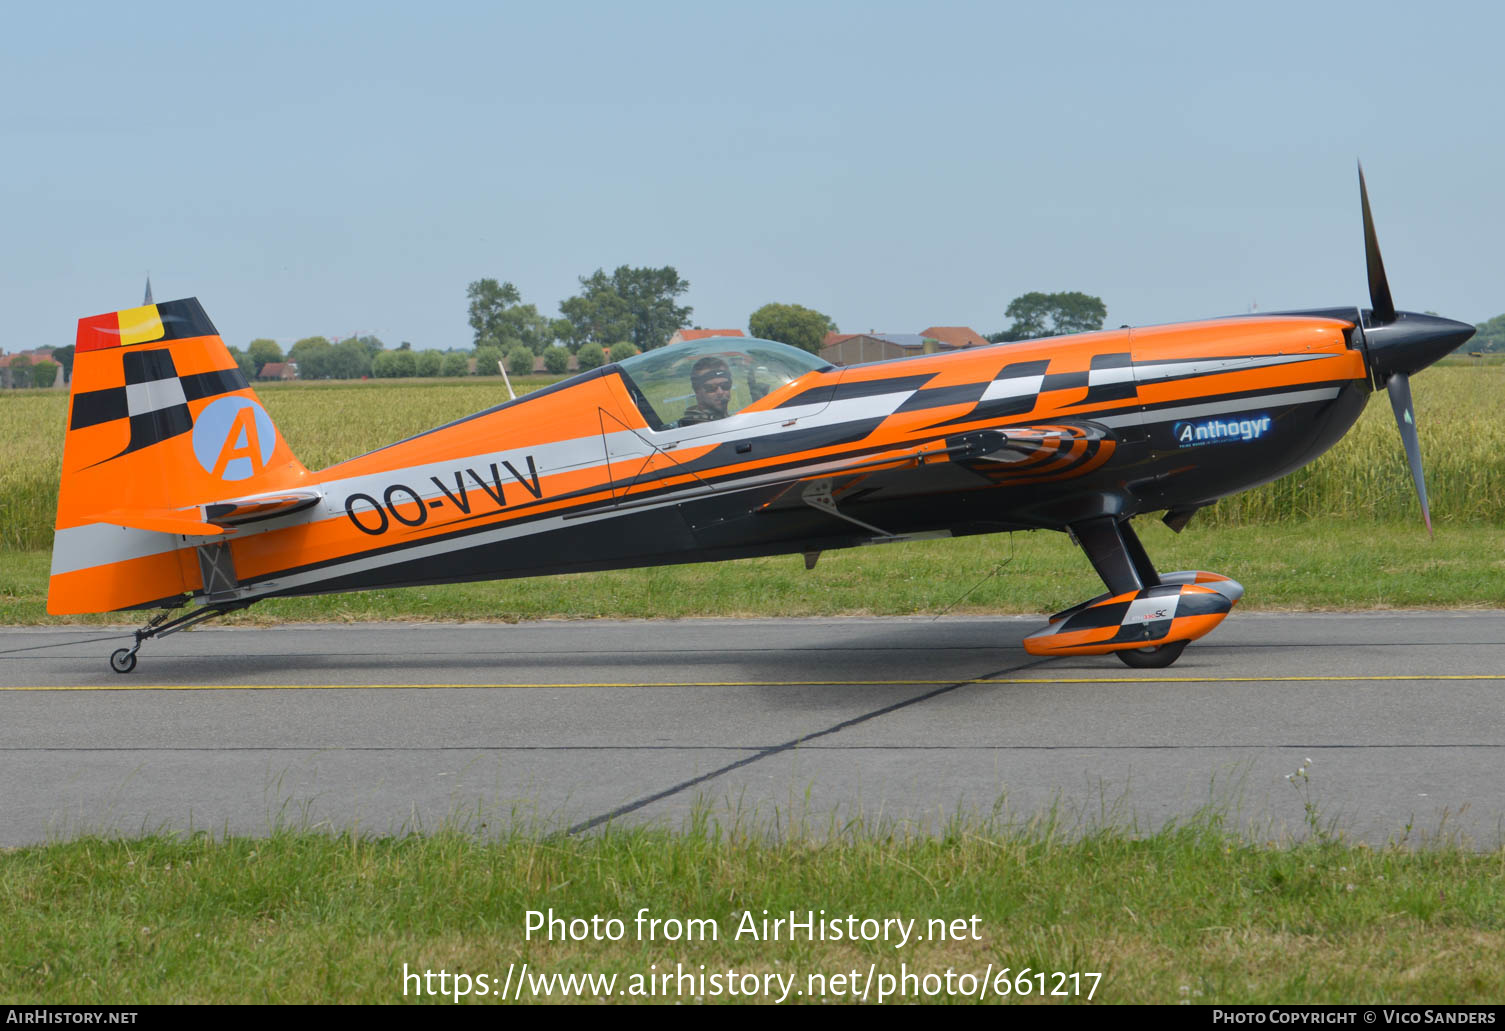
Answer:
xmin=192 ymin=396 xmax=275 ymax=480
xmin=1173 ymin=413 xmax=1272 ymax=448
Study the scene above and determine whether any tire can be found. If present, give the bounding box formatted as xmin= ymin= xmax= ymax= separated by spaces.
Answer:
xmin=110 ymin=648 xmax=137 ymax=674
xmin=1115 ymin=639 xmax=1188 ymax=669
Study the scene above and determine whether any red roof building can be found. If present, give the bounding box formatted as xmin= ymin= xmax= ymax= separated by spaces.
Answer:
xmin=920 ymin=326 xmax=990 ymax=350
xmin=667 ymin=329 xmax=746 ymax=346
xmin=818 ymin=326 xmax=989 ymax=367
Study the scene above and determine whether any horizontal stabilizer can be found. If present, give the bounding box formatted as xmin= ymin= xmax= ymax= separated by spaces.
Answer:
xmin=89 ymin=489 xmax=323 ymax=538
xmin=202 ymin=489 xmax=323 ymax=526
xmin=96 ymin=507 xmax=229 ymax=537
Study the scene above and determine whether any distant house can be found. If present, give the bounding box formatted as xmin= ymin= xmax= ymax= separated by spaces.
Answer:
xmin=818 ymin=333 xmax=935 ymax=366
xmin=819 ymin=326 xmax=988 ymax=367
xmin=258 ymin=361 xmax=297 ymax=381
xmin=667 ymin=328 xmax=745 ymax=346
xmin=0 ymin=349 xmax=64 ymax=389
xmin=920 ymin=326 xmax=990 ymax=350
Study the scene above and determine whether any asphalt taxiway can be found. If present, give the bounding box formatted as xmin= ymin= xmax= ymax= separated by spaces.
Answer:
xmin=2 ymin=614 xmax=1503 ymax=847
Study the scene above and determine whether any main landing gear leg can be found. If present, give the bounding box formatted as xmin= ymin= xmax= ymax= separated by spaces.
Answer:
xmin=1071 ymin=516 xmax=1154 ymax=594
xmin=1070 ymin=516 xmax=1184 ymax=669
xmin=1118 ymin=519 xmax=1161 ymax=590
xmin=109 ymin=602 xmax=250 ymax=674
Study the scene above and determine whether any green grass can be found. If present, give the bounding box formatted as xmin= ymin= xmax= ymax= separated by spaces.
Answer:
xmin=4 ymin=520 xmax=1503 ymax=624
xmin=3 ymin=811 xmax=1502 ymax=1004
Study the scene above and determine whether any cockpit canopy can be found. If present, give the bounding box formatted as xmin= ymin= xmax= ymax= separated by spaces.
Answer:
xmin=615 ymin=337 xmax=830 ymax=431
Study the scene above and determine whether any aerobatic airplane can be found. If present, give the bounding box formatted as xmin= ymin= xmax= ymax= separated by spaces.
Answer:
xmin=50 ymin=168 xmax=1473 ymax=672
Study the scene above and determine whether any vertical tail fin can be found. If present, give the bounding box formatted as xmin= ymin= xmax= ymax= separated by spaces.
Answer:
xmin=48 ymin=298 xmax=309 ymax=613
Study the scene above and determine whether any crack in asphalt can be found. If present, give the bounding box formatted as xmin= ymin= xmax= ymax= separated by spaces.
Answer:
xmin=564 ymin=658 xmax=1052 ymax=835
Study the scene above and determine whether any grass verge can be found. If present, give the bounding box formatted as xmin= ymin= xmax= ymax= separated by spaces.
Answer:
xmin=5 ymin=520 xmax=1503 ymax=624
xmin=2 ymin=811 xmax=1502 ymax=1004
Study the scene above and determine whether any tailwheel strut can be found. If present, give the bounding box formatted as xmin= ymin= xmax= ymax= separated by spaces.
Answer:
xmin=109 ymin=602 xmax=250 ymax=674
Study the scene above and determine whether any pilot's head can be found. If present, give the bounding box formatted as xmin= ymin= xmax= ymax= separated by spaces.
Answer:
xmin=690 ymin=357 xmax=733 ymax=417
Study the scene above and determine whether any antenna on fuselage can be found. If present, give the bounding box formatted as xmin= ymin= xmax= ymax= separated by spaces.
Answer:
xmin=144 ymin=275 xmax=153 ymax=305
xmin=497 ymin=359 xmax=517 ymax=401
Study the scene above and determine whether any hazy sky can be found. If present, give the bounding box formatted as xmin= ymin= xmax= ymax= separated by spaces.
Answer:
xmin=3 ymin=1 xmax=1500 ymax=351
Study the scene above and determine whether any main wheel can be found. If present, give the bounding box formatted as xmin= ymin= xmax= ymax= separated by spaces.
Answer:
xmin=1115 ymin=639 xmax=1188 ymax=669
xmin=109 ymin=648 xmax=137 ymax=674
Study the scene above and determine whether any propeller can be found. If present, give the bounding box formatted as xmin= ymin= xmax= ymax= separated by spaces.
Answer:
xmin=1385 ymin=372 xmax=1432 ymax=536
xmin=1354 ymin=163 xmax=1474 ymax=537
xmin=1359 ymin=166 xmax=1394 ymax=324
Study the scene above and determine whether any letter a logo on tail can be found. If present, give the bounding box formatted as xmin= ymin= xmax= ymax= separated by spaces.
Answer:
xmin=193 ymin=397 xmax=276 ymax=481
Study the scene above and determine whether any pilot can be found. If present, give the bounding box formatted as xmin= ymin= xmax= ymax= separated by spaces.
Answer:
xmin=678 ymin=357 xmax=734 ymax=426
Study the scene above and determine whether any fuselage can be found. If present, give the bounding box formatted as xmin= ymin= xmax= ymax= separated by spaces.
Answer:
xmin=214 ymin=313 xmax=1369 ymax=602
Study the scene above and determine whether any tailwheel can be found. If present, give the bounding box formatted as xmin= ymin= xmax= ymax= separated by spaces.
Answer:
xmin=105 ymin=601 xmax=250 ymax=674
xmin=1115 ymin=639 xmax=1188 ymax=669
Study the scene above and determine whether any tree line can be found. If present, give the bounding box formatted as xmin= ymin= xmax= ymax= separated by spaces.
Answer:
xmin=232 ymin=278 xmax=1504 ymax=384
xmin=104 ymin=280 xmax=1116 ymax=385
xmin=12 ymin=281 xmax=1505 ymax=391
xmin=229 ymin=267 xmax=855 ymax=380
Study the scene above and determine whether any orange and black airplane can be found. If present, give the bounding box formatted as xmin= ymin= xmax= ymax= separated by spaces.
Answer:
xmin=50 ymin=169 xmax=1474 ymax=672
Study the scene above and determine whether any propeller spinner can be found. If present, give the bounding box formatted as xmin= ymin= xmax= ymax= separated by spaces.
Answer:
xmin=1353 ymin=164 xmax=1475 ymax=536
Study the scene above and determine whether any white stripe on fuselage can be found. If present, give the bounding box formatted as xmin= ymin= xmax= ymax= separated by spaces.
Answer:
xmin=1132 ymin=352 xmax=1332 ymax=383
xmin=981 ymin=374 xmax=1046 ymax=401
xmin=1095 ymin=387 xmax=1343 ymax=429
xmin=1089 ymin=365 xmax=1135 ymax=386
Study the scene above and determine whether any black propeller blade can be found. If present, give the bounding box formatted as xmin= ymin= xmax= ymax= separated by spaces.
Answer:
xmin=1359 ymin=163 xmax=1396 ymax=324
xmin=1355 ymin=164 xmax=1473 ymax=536
xmin=1385 ymin=372 xmax=1432 ymax=537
